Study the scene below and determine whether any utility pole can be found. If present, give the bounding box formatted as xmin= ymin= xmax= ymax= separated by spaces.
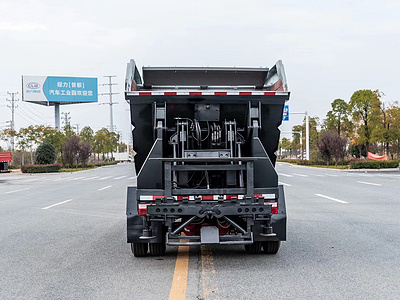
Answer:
xmin=61 ymin=112 xmax=71 ymax=127
xmin=101 ymin=76 xmax=119 ymax=132
xmin=6 ymin=92 xmax=19 ymax=152
xmin=290 ymin=111 xmax=310 ymax=160
xmin=75 ymin=124 xmax=80 ymax=135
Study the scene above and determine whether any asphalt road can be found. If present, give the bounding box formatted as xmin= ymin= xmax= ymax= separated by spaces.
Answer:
xmin=1 ymin=162 xmax=400 ymax=300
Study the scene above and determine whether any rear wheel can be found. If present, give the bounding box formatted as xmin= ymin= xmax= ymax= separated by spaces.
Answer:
xmin=149 ymin=242 xmax=166 ymax=256
xmin=131 ymin=243 xmax=148 ymax=257
xmin=262 ymin=241 xmax=281 ymax=254
xmin=244 ymin=241 xmax=262 ymax=254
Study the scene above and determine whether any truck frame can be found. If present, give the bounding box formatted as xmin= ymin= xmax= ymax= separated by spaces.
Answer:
xmin=125 ymin=59 xmax=290 ymax=256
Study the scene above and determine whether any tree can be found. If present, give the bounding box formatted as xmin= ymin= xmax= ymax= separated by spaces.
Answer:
xmin=23 ymin=125 xmax=41 ymax=164
xmin=92 ymin=128 xmax=119 ymax=160
xmin=78 ymin=142 xmax=91 ymax=167
xmin=63 ymin=125 xmax=76 ymax=139
xmin=317 ymin=131 xmax=347 ymax=166
xmin=80 ymin=126 xmax=94 ymax=144
xmin=62 ymin=135 xmax=80 ymax=167
xmin=386 ymin=105 xmax=400 ymax=159
xmin=41 ymin=126 xmax=65 ymax=155
xmin=2 ymin=128 xmax=17 ymax=152
xmin=324 ymin=98 xmax=352 ymax=137
xmin=118 ymin=142 xmax=128 ymax=153
xmin=280 ymin=138 xmax=291 ymax=158
xmin=349 ymin=89 xmax=382 ymax=154
xmin=35 ymin=143 xmax=57 ymax=165
xmin=17 ymin=129 xmax=30 ymax=165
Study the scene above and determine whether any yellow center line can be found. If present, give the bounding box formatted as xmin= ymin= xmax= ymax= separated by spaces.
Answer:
xmin=169 ymin=244 xmax=190 ymax=300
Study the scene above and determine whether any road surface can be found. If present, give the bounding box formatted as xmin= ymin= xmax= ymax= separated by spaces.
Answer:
xmin=1 ymin=162 xmax=400 ymax=299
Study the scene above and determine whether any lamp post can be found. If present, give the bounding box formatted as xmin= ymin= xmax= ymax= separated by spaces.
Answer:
xmin=289 ymin=111 xmax=310 ymax=160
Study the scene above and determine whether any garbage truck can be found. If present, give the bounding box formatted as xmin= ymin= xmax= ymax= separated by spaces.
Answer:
xmin=125 ymin=59 xmax=290 ymax=257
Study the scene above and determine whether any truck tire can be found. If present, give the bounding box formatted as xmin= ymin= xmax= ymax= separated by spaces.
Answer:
xmin=149 ymin=243 xmax=166 ymax=256
xmin=262 ymin=241 xmax=280 ymax=254
xmin=244 ymin=242 xmax=262 ymax=254
xmin=131 ymin=243 xmax=148 ymax=257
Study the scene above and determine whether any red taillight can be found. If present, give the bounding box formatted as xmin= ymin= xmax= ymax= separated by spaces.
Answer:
xmin=265 ymin=202 xmax=278 ymax=214
xmin=138 ymin=204 xmax=148 ymax=216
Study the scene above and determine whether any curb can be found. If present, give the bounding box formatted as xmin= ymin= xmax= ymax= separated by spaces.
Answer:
xmin=277 ymin=162 xmax=400 ymax=173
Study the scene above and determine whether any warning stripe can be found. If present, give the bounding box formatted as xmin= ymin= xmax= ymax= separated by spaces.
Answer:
xmin=132 ymin=91 xmax=288 ymax=96
xmin=139 ymin=194 xmax=276 ymax=201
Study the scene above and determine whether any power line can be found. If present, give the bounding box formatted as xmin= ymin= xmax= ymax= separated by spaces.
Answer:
xmin=17 ymin=104 xmax=52 ymax=124
xmin=20 ymin=101 xmax=52 ymax=119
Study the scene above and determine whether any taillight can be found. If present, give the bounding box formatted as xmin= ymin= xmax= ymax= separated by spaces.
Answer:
xmin=265 ymin=202 xmax=278 ymax=214
xmin=138 ymin=203 xmax=149 ymax=216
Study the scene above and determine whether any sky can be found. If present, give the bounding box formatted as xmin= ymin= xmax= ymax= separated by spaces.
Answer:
xmin=1 ymin=0 xmax=400 ymax=148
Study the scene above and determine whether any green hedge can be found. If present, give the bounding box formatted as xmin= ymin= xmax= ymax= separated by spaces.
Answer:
xmin=61 ymin=161 xmax=118 ymax=169
xmin=278 ymin=159 xmax=350 ymax=166
xmin=349 ymin=160 xmax=399 ymax=169
xmin=21 ymin=164 xmax=61 ymax=173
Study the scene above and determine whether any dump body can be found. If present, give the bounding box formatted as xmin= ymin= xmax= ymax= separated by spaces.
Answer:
xmin=125 ymin=59 xmax=290 ymax=256
xmin=0 ymin=152 xmax=12 ymax=172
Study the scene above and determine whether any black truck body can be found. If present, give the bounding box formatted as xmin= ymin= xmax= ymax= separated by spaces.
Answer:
xmin=125 ymin=59 xmax=290 ymax=256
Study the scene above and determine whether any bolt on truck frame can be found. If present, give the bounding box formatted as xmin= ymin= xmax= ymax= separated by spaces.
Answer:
xmin=125 ymin=59 xmax=290 ymax=257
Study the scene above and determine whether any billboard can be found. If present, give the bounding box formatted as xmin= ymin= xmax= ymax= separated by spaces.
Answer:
xmin=22 ymin=76 xmax=98 ymax=104
xmin=282 ymin=105 xmax=289 ymax=121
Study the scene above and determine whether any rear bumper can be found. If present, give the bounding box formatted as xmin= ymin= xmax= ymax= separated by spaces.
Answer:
xmin=127 ymin=185 xmax=287 ymax=244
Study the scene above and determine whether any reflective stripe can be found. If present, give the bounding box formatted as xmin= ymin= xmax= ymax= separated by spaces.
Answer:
xmin=262 ymin=194 xmax=276 ymax=199
xmin=130 ymin=91 xmax=289 ymax=96
xmin=141 ymin=194 xmax=275 ymax=201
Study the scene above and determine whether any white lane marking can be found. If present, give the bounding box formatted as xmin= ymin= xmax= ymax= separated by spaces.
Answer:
xmin=325 ymin=174 xmax=338 ymax=177
xmin=279 ymin=173 xmax=293 ymax=178
xmin=292 ymin=173 xmax=309 ymax=177
xmin=52 ymin=178 xmax=65 ymax=182
xmin=20 ymin=178 xmax=41 ymax=183
xmin=356 ymin=181 xmax=382 ymax=186
xmin=82 ymin=176 xmax=99 ymax=181
xmin=98 ymin=185 xmax=112 ymax=191
xmin=5 ymin=188 xmax=30 ymax=194
xmin=315 ymin=194 xmax=348 ymax=204
xmin=114 ymin=175 xmax=127 ymax=180
xmin=65 ymin=176 xmax=86 ymax=181
xmin=42 ymin=199 xmax=72 ymax=210
xmin=278 ymin=182 xmax=291 ymax=187
xmin=71 ymin=176 xmax=86 ymax=181
xmin=98 ymin=176 xmax=111 ymax=180
xmin=314 ymin=174 xmax=325 ymax=177
xmin=128 ymin=176 xmax=136 ymax=180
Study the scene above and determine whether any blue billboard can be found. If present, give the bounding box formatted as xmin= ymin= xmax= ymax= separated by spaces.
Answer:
xmin=23 ymin=76 xmax=98 ymax=103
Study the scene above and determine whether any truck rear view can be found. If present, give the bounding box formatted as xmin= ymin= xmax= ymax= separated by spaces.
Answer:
xmin=125 ymin=59 xmax=290 ymax=256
